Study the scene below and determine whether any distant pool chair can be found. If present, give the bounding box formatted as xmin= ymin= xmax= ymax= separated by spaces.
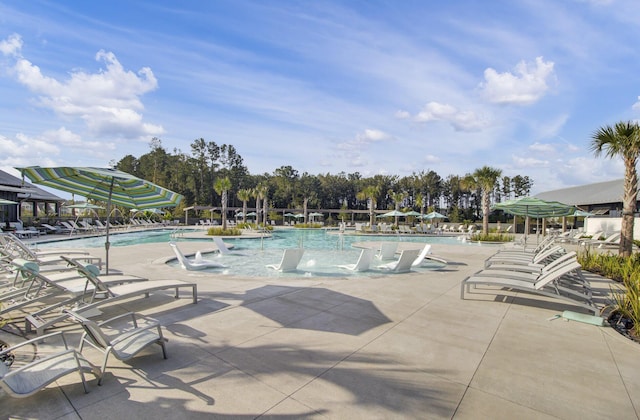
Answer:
xmin=266 ymin=248 xmax=304 ymax=272
xmin=376 ymin=242 xmax=398 ymax=260
xmin=169 ymin=242 xmax=226 ymax=270
xmin=377 ymin=249 xmax=421 ymax=273
xmin=338 ymin=248 xmax=375 ymax=272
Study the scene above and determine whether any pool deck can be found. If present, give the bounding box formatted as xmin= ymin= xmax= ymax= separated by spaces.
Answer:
xmin=1 ymin=238 xmax=639 ymax=419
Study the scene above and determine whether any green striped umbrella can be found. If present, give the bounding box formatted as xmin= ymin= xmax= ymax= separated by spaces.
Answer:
xmin=18 ymin=166 xmax=182 ymax=273
xmin=493 ymin=197 xmax=574 ymax=218
xmin=493 ymin=197 xmax=574 ymax=243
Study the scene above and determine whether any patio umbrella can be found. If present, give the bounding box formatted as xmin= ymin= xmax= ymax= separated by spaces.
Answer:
xmin=493 ymin=197 xmax=574 ymax=242
xmin=378 ymin=210 xmax=405 ymax=218
xmin=18 ymin=166 xmax=183 ymax=273
xmin=423 ymin=211 xmax=447 ymax=220
xmin=404 ymin=211 xmax=422 ymax=217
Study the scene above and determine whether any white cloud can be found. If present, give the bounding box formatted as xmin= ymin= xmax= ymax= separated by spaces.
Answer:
xmin=0 ymin=33 xmax=22 ymax=56
xmin=511 ymin=154 xmax=549 ymax=168
xmin=395 ymin=110 xmax=411 ymax=119
xmin=529 ymin=142 xmax=556 ymax=153
xmin=632 ymin=96 xmax=640 ymax=111
xmin=413 ymin=101 xmax=487 ymax=132
xmin=358 ymin=129 xmax=388 ymax=142
xmin=479 ymin=57 xmax=555 ymax=105
xmin=423 ymin=154 xmax=440 ymax=164
xmin=1 ymin=36 xmax=163 ymax=139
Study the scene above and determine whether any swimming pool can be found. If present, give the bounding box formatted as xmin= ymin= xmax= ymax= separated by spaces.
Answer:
xmin=37 ymin=228 xmax=462 ymax=277
xmin=36 ymin=227 xmax=460 ymax=250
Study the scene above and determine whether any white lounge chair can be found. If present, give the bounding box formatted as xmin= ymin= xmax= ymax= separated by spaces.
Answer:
xmin=484 ymin=245 xmax=565 ymax=268
xmin=0 ymin=331 xmax=101 ymax=398
xmin=376 ymin=242 xmax=398 ymax=260
xmin=378 ymin=249 xmax=421 ymax=273
xmin=212 ymin=236 xmax=247 ymax=256
xmin=338 ymin=248 xmax=375 ymax=272
xmin=169 ymin=242 xmax=226 ymax=270
xmin=461 ymin=259 xmax=599 ymax=315
xmin=582 ymin=231 xmax=621 ymax=248
xmin=266 ymin=248 xmax=304 ymax=272
xmin=411 ymin=244 xmax=448 ymax=267
xmin=65 ymin=310 xmax=168 ymax=385
xmin=19 ymin=263 xmax=198 ymax=335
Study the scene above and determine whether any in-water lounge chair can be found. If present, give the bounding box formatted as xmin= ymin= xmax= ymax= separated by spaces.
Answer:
xmin=338 ymin=248 xmax=374 ymax=272
xmin=376 ymin=242 xmax=398 ymax=260
xmin=65 ymin=310 xmax=168 ymax=385
xmin=0 ymin=331 xmax=101 ymax=398
xmin=411 ymin=244 xmax=448 ymax=267
xmin=378 ymin=249 xmax=421 ymax=273
xmin=169 ymin=242 xmax=226 ymax=271
xmin=212 ymin=236 xmax=248 ymax=256
xmin=266 ymin=248 xmax=304 ymax=272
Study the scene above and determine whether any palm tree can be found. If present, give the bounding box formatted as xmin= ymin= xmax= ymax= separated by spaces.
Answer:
xmin=254 ymin=184 xmax=269 ymax=227
xmin=213 ymin=176 xmax=232 ymax=230
xmin=237 ymin=189 xmax=252 ymax=223
xmin=469 ymin=166 xmax=503 ymax=235
xmin=591 ymin=121 xmax=640 ymax=257
xmin=415 ymin=193 xmax=426 ymax=229
xmin=388 ymin=189 xmax=407 ymax=227
xmin=357 ymin=185 xmax=380 ymax=227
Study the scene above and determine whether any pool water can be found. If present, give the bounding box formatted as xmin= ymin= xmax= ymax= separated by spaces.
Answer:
xmin=166 ymin=247 xmax=448 ymax=278
xmin=37 ymin=228 xmax=459 ymax=277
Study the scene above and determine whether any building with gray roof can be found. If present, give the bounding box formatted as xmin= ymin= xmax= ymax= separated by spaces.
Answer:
xmin=0 ymin=169 xmax=65 ymax=225
xmin=535 ymin=178 xmax=632 ymax=216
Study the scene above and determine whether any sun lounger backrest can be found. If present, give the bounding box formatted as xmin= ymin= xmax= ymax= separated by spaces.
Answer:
xmin=66 ymin=311 xmax=112 ymax=349
xmin=77 ymin=264 xmax=112 ymax=296
xmin=212 ymin=237 xmax=232 ymax=255
xmin=169 ymin=242 xmax=192 ymax=270
xmin=531 ymin=245 xmax=564 ymax=264
xmin=533 ymin=260 xmax=581 ymax=290
xmin=353 ymin=248 xmax=374 ymax=271
xmin=378 ymin=242 xmax=398 ymax=259
xmin=411 ymin=244 xmax=432 ymax=267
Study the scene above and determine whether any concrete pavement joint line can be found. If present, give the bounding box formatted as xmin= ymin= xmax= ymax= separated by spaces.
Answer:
xmin=601 ymin=329 xmax=639 ymax=417
xmin=451 ymin=295 xmax=514 ymax=417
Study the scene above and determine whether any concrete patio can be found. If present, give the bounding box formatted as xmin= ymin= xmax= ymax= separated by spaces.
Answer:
xmin=1 ymin=240 xmax=638 ymax=419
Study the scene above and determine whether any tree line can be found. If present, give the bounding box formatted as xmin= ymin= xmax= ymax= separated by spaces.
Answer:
xmin=113 ymin=137 xmax=533 ymax=224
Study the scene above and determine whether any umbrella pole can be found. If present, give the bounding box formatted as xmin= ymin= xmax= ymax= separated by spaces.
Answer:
xmin=105 ymin=178 xmax=114 ymax=274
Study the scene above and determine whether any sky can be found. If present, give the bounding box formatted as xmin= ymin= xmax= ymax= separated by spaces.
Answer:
xmin=1 ymin=0 xmax=640 ymax=197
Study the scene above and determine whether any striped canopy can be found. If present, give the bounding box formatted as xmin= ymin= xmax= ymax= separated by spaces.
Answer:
xmin=18 ymin=167 xmax=182 ymax=209
xmin=493 ymin=197 xmax=574 ymax=218
xmin=18 ymin=166 xmax=182 ymax=273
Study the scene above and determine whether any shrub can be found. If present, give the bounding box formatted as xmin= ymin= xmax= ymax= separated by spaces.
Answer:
xmin=577 ymin=248 xmax=640 ymax=338
xmin=294 ymin=223 xmax=323 ymax=229
xmin=206 ymin=227 xmax=242 ymax=236
xmin=470 ymin=233 xmax=515 ymax=242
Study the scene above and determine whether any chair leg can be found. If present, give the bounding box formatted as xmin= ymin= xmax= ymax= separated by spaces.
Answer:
xmin=159 ymin=340 xmax=168 ymax=359
xmin=98 ymin=352 xmax=112 ymax=386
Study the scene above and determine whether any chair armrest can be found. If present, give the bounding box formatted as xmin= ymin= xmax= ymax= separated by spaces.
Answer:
xmin=0 ymin=331 xmax=69 ymax=355
xmin=98 ymin=312 xmax=162 ymax=340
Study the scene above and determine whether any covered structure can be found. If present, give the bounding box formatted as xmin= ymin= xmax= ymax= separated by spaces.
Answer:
xmin=0 ymin=169 xmax=65 ymax=225
xmin=535 ymin=178 xmax=639 ymax=236
xmin=535 ymin=179 xmax=632 ymax=216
